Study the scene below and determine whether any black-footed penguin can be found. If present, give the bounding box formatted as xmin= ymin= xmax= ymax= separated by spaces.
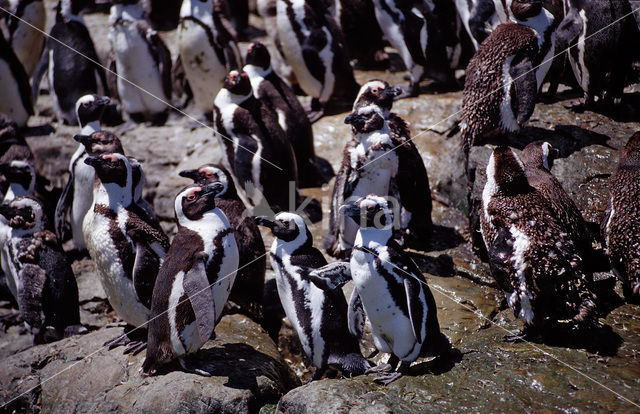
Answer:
xmin=0 ymin=160 xmax=35 ymax=201
xmin=255 ymin=212 xmax=371 ymax=379
xmin=220 ymin=0 xmax=249 ymax=39
xmin=83 ymin=153 xmax=169 ymax=353
xmin=333 ymin=0 xmax=387 ymax=68
xmin=0 ymin=115 xmax=34 ymax=198
xmin=244 ymin=41 xmax=326 ymax=188
xmin=460 ymin=22 xmax=539 ymax=160
xmin=317 ymin=195 xmax=449 ymax=384
xmin=32 ymin=0 xmax=108 ymax=126
xmin=142 ymin=0 xmax=182 ymax=31
xmin=0 ymin=29 xmax=33 ymax=128
xmin=480 ymin=146 xmax=597 ymax=339
xmin=2 ymin=0 xmax=46 ymax=76
xmin=324 ymin=104 xmax=398 ymax=258
xmin=602 ymin=131 xmax=640 ymax=303
xmin=179 ymin=163 xmax=266 ymax=322
xmin=371 ymin=0 xmax=455 ymax=96
xmin=276 ymin=0 xmax=360 ymax=121
xmin=454 ymin=0 xmax=499 ymax=49
xmin=143 ymin=182 xmax=239 ymax=376
xmin=0 ymin=196 xmax=84 ymax=344
xmin=108 ymin=0 xmax=172 ymax=125
xmin=178 ymin=0 xmax=241 ymax=119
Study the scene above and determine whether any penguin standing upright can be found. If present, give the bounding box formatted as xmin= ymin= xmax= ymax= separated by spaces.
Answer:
xmin=315 ymin=195 xmax=449 ymax=384
xmin=0 ymin=115 xmax=34 ymax=198
xmin=2 ymin=0 xmax=46 ymax=76
xmin=83 ymin=153 xmax=169 ymax=353
xmin=602 ymin=131 xmax=640 ymax=303
xmin=0 ymin=196 xmax=83 ymax=344
xmin=0 ymin=160 xmax=35 ymax=201
xmin=178 ymin=0 xmax=241 ymax=119
xmin=256 ymin=212 xmax=371 ymax=380
xmin=244 ymin=41 xmax=326 ymax=188
xmin=453 ymin=0 xmax=499 ymax=49
xmin=32 ymin=0 xmax=108 ymax=125
xmin=143 ymin=182 xmax=239 ymax=376
xmin=480 ymin=146 xmax=597 ymax=340
xmin=142 ymin=0 xmax=182 ymax=31
xmin=108 ymin=0 xmax=172 ymax=125
xmin=276 ymin=0 xmax=360 ymax=121
xmin=0 ymin=30 xmax=33 ymax=127
xmin=333 ymin=0 xmax=387 ymax=68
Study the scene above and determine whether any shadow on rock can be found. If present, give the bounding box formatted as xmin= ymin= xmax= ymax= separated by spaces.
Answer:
xmin=539 ymin=324 xmax=624 ymax=357
xmin=429 ymin=224 xmax=466 ymax=251
xmin=409 ymin=251 xmax=455 ymax=278
xmin=410 ymin=348 xmax=463 ymax=376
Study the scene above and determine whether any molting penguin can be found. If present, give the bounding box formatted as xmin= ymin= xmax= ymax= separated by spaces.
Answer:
xmin=108 ymin=0 xmax=172 ymax=125
xmin=0 ymin=196 xmax=83 ymax=344
xmin=601 ymin=131 xmax=640 ymax=303
xmin=480 ymin=146 xmax=597 ymax=340
xmin=324 ymin=104 xmax=398 ymax=258
xmin=317 ymin=195 xmax=449 ymax=384
xmin=143 ymin=182 xmax=239 ymax=376
xmin=179 ymin=163 xmax=266 ymax=322
xmin=276 ymin=0 xmax=360 ymax=121
xmin=178 ymin=0 xmax=242 ymax=119
xmin=2 ymin=0 xmax=46 ymax=76
xmin=256 ymin=212 xmax=371 ymax=380
xmin=32 ymin=0 xmax=108 ymax=125
xmin=244 ymin=41 xmax=326 ymax=188
xmin=0 ymin=30 xmax=33 ymax=128
xmin=83 ymin=153 xmax=169 ymax=353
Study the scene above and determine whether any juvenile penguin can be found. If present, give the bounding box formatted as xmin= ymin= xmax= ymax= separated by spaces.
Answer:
xmin=0 ymin=30 xmax=33 ymax=128
xmin=601 ymin=131 xmax=640 ymax=302
xmin=178 ymin=0 xmax=242 ymax=119
xmin=143 ymin=183 xmax=239 ymax=376
xmin=2 ymin=0 xmax=46 ymax=76
xmin=276 ymin=0 xmax=360 ymax=121
xmin=244 ymin=41 xmax=325 ymax=188
xmin=32 ymin=0 xmax=108 ymax=125
xmin=108 ymin=0 xmax=172 ymax=125
xmin=83 ymin=153 xmax=169 ymax=353
xmin=317 ymin=195 xmax=449 ymax=384
xmin=480 ymin=146 xmax=597 ymax=339
xmin=179 ymin=163 xmax=266 ymax=322
xmin=0 ymin=196 xmax=83 ymax=344
xmin=255 ymin=212 xmax=371 ymax=379
xmin=324 ymin=105 xmax=398 ymax=258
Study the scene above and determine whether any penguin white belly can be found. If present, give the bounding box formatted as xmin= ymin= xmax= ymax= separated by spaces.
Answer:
xmin=454 ymin=0 xmax=478 ymax=49
xmin=110 ymin=27 xmax=167 ymax=115
xmin=178 ymin=21 xmax=226 ymax=112
xmin=70 ymin=148 xmax=94 ymax=250
xmin=168 ymin=271 xmax=203 ymax=355
xmin=568 ymin=10 xmax=589 ymax=93
xmin=84 ymin=210 xmax=149 ymax=327
xmin=1 ymin=242 xmax=19 ymax=300
xmin=209 ymin=232 xmax=239 ymax=322
xmin=0 ymin=60 xmax=29 ymax=127
xmin=10 ymin=2 xmax=46 ymax=76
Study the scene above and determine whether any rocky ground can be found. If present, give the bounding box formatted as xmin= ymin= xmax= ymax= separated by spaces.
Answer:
xmin=1 ymin=3 xmax=640 ymax=414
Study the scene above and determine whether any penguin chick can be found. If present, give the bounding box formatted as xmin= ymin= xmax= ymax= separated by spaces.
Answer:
xmin=481 ymin=146 xmax=597 ymax=340
xmin=602 ymin=131 xmax=640 ymax=303
xmin=0 ymin=196 xmax=84 ymax=344
xmin=255 ymin=212 xmax=371 ymax=380
xmin=143 ymin=182 xmax=239 ymax=376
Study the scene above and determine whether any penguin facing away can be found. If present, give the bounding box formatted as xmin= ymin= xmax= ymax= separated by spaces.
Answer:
xmin=255 ymin=212 xmax=371 ymax=380
xmin=3 ymin=0 xmax=46 ymax=76
xmin=0 ymin=29 xmax=33 ymax=128
xmin=143 ymin=182 xmax=239 ymax=376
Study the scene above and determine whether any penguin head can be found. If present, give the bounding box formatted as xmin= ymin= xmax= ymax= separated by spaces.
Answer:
xmin=353 ymin=79 xmax=400 ymax=112
xmin=174 ymin=182 xmax=225 ymax=223
xmin=0 ymin=196 xmax=46 ymax=232
xmin=245 ymin=42 xmax=271 ymax=71
xmin=57 ymin=0 xmax=90 ymax=19
xmin=0 ymin=161 xmax=35 ymax=193
xmin=486 ymin=146 xmax=531 ymax=196
xmin=223 ymin=71 xmax=252 ymax=98
xmin=520 ymin=141 xmax=557 ymax=171
xmin=84 ymin=153 xmax=131 ymax=187
xmin=179 ymin=164 xmax=234 ymax=198
xmin=510 ymin=0 xmax=543 ymax=20
xmin=75 ymin=95 xmax=111 ymax=127
xmin=620 ymin=131 xmax=640 ymax=167
xmin=344 ymin=106 xmax=386 ymax=134
xmin=74 ymin=130 xmax=124 ymax=156
xmin=340 ymin=195 xmax=394 ymax=230
xmin=254 ymin=212 xmax=311 ymax=244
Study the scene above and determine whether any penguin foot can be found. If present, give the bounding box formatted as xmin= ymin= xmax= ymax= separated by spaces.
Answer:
xmin=504 ymin=330 xmax=528 ymax=343
xmin=372 ymin=371 xmax=403 ymax=385
xmin=123 ymin=341 xmax=147 ymax=355
xmin=365 ymin=363 xmax=393 ymax=375
xmin=179 ymin=357 xmax=215 ymax=377
xmin=305 ymin=99 xmax=324 ymax=123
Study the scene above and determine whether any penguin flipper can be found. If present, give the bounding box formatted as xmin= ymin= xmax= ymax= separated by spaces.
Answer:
xmin=347 ymin=288 xmax=365 ymax=339
xmin=307 ymin=261 xmax=352 ymax=290
xmin=183 ymin=255 xmax=216 ymax=343
xmin=554 ymin=8 xmax=583 ymax=53
xmin=17 ymin=263 xmax=47 ymax=331
xmin=106 ymin=51 xmax=120 ymax=102
xmin=54 ymin=176 xmax=73 ymax=242
xmin=143 ymin=24 xmax=173 ymax=101
xmin=509 ymin=55 xmax=537 ymax=126
xmin=132 ymin=243 xmax=161 ymax=310
xmin=403 ymin=277 xmax=425 ymax=344
xmin=487 ymin=227 xmax=517 ymax=293
xmin=31 ymin=42 xmax=49 ymax=106
xmin=302 ymin=39 xmax=327 ymax=88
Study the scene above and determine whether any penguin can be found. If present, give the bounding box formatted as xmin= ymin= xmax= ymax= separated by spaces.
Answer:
xmin=480 ymin=146 xmax=597 ymax=340
xmin=315 ymin=195 xmax=449 ymax=384
xmin=601 ymin=131 xmax=640 ymax=303
xmin=244 ymin=41 xmax=326 ymax=188
xmin=54 ymin=94 xmax=112 ymax=251
xmin=108 ymin=0 xmax=172 ymax=125
xmin=454 ymin=0 xmax=499 ymax=49
xmin=0 ymin=196 xmax=84 ymax=344
xmin=32 ymin=0 xmax=108 ymax=126
xmin=351 ymin=79 xmax=433 ymax=248
xmin=220 ymin=0 xmax=249 ymax=39
xmin=141 ymin=0 xmax=182 ymax=31
xmin=276 ymin=0 xmax=360 ymax=121
xmin=371 ymin=0 xmax=456 ymax=97
xmin=2 ymin=0 xmax=46 ymax=76
xmin=0 ymin=160 xmax=35 ymax=201
xmin=179 ymin=163 xmax=266 ymax=322
xmin=460 ymin=22 xmax=539 ymax=161
xmin=143 ymin=182 xmax=239 ymax=376
xmin=83 ymin=153 xmax=169 ymax=353
xmin=255 ymin=212 xmax=371 ymax=380
xmin=0 ymin=115 xmax=34 ymax=200
xmin=0 ymin=29 xmax=33 ymax=128
xmin=324 ymin=104 xmax=398 ymax=258
xmin=333 ymin=0 xmax=387 ymax=68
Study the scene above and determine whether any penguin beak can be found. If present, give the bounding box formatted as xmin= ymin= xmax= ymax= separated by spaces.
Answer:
xmin=94 ymin=96 xmax=110 ymax=106
xmin=384 ymin=86 xmax=402 ymax=99
xmin=178 ymin=169 xmax=200 ymax=182
xmin=344 ymin=113 xmax=364 ymax=129
xmin=83 ymin=156 xmax=101 ymax=167
xmin=74 ymin=134 xmax=92 ymax=147
xmin=254 ymin=216 xmax=277 ymax=230
xmin=201 ymin=182 xmax=224 ymax=197
xmin=339 ymin=202 xmax=361 ymax=221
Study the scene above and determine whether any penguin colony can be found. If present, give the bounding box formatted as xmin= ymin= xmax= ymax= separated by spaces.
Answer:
xmin=0 ymin=0 xmax=638 ymax=388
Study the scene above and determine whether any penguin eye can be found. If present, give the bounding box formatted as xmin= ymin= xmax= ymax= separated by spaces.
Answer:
xmin=187 ymin=193 xmax=196 ymax=201
xmin=205 ymin=171 xmax=214 ymax=178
